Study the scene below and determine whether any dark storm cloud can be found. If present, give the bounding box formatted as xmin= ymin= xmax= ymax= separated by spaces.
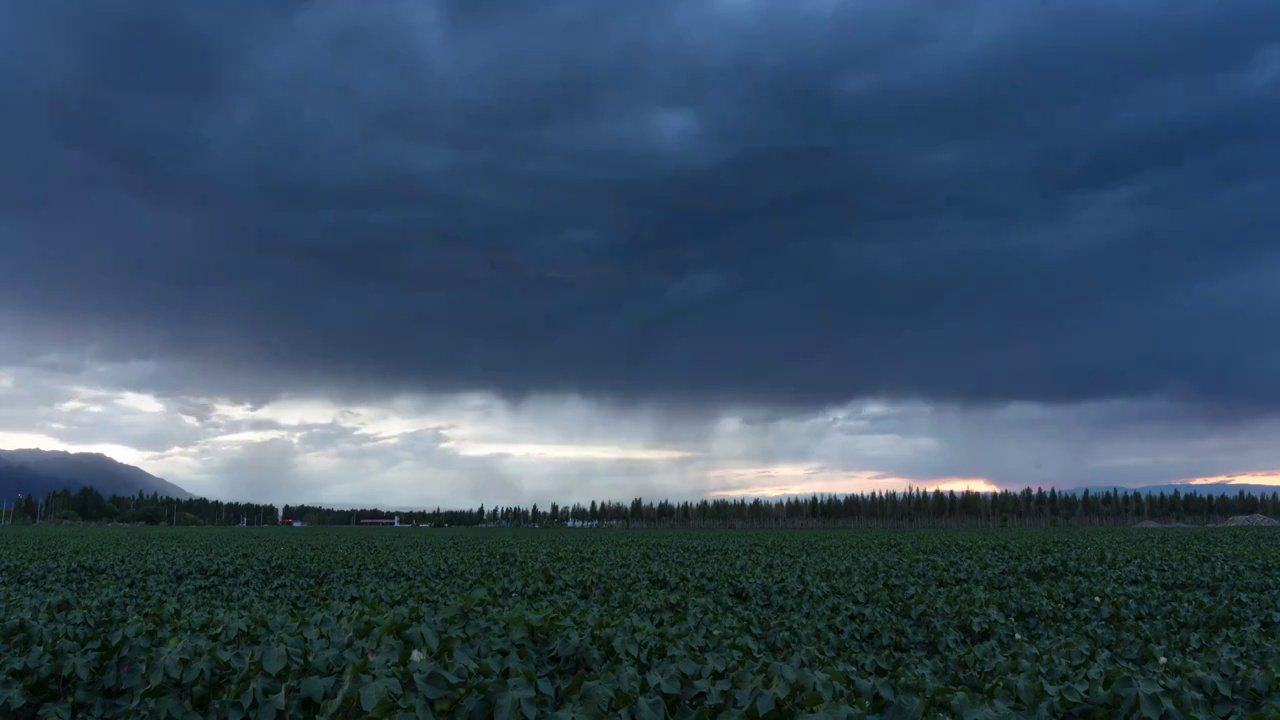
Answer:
xmin=2 ymin=0 xmax=1279 ymax=411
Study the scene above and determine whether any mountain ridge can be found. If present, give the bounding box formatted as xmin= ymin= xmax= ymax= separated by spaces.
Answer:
xmin=0 ymin=448 xmax=193 ymax=501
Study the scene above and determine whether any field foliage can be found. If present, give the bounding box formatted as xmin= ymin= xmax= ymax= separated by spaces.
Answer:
xmin=2 ymin=527 xmax=1279 ymax=719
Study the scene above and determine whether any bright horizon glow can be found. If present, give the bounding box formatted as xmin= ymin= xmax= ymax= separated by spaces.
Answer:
xmin=4 ymin=377 xmax=1280 ymax=505
xmin=4 ymin=425 xmax=1279 ymax=500
xmin=1175 ymin=470 xmax=1280 ymax=486
xmin=708 ymin=464 xmax=1001 ymax=498
xmin=0 ymin=432 xmax=152 ymax=467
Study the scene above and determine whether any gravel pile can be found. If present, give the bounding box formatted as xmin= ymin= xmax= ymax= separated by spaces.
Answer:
xmin=1220 ymin=514 xmax=1280 ymax=527
xmin=1134 ymin=514 xmax=1280 ymax=528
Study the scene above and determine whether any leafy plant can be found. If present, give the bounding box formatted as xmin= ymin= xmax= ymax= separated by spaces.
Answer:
xmin=1 ymin=527 xmax=1278 ymax=718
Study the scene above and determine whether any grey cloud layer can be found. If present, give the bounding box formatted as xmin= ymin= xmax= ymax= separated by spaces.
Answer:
xmin=2 ymin=0 xmax=1279 ymax=411
xmin=5 ymin=364 xmax=1279 ymax=506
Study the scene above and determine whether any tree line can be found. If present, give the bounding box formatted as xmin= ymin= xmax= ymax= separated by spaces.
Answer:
xmin=285 ymin=485 xmax=1279 ymax=529
xmin=1 ymin=487 xmax=278 ymax=526
xmin=3 ymin=484 xmax=1278 ymax=529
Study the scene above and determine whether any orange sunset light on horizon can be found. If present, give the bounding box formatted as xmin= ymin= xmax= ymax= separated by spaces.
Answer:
xmin=1175 ymin=470 xmax=1280 ymax=486
xmin=708 ymin=465 xmax=1000 ymax=498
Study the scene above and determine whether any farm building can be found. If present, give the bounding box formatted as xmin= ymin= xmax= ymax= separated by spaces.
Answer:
xmin=358 ymin=516 xmax=400 ymax=527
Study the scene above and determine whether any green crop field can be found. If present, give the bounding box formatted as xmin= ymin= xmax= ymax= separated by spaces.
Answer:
xmin=2 ymin=527 xmax=1278 ymax=719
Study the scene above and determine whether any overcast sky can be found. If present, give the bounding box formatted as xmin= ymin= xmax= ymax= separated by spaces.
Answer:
xmin=2 ymin=0 xmax=1278 ymax=508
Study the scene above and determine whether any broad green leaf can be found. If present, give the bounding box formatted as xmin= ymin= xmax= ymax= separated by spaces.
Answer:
xmin=260 ymin=648 xmax=286 ymax=677
xmin=300 ymin=676 xmax=325 ymax=704
xmin=635 ymin=695 xmax=667 ymax=720
xmin=1138 ymin=690 xmax=1163 ymax=719
xmin=494 ymin=691 xmax=520 ymax=720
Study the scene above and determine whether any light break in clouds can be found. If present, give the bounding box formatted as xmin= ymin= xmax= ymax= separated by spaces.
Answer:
xmin=1 ymin=363 xmax=1278 ymax=507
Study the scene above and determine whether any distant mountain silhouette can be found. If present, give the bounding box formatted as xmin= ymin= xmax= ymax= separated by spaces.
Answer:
xmin=0 ymin=448 xmax=193 ymax=501
xmin=1058 ymin=482 xmax=1280 ymax=497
